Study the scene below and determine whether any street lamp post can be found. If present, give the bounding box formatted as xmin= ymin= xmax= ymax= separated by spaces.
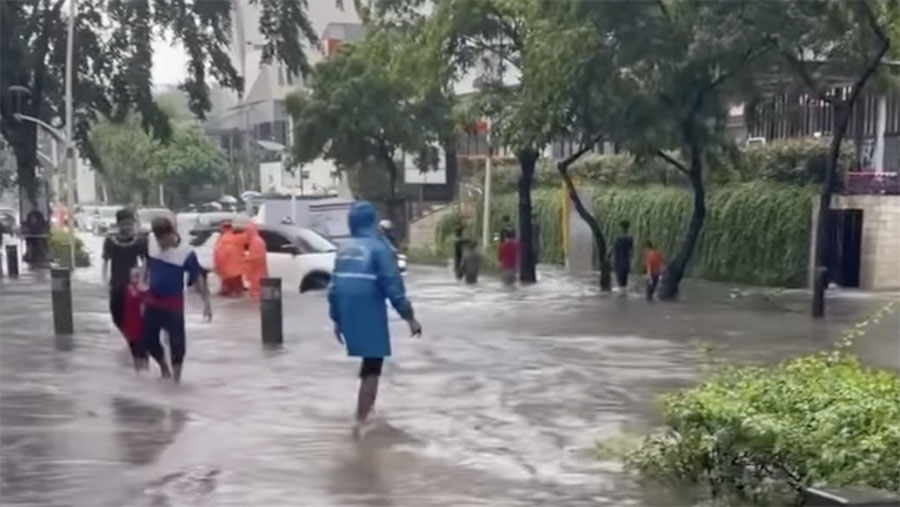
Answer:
xmin=480 ymin=119 xmax=493 ymax=250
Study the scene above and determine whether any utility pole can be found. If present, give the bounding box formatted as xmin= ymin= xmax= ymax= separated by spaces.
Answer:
xmin=64 ymin=0 xmax=76 ymax=268
xmin=481 ymin=119 xmax=492 ymax=250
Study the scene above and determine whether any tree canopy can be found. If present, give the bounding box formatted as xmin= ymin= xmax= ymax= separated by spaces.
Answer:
xmin=91 ymin=117 xmax=227 ymax=208
xmin=0 ymin=0 xmax=320 ymax=206
xmin=287 ymin=21 xmax=451 ymax=200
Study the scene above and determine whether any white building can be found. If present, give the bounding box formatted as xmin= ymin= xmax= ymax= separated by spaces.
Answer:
xmin=206 ymin=0 xmax=362 ymax=196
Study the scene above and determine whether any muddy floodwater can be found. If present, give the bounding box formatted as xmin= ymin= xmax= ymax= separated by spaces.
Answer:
xmin=2 ymin=234 xmax=897 ymax=506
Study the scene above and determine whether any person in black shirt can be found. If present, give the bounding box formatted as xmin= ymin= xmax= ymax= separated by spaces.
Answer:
xmin=452 ymin=225 xmax=465 ymax=280
xmin=612 ymin=220 xmax=634 ymax=291
xmin=103 ymin=209 xmax=148 ymax=366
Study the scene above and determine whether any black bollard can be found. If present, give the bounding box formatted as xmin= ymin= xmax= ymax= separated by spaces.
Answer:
xmin=6 ymin=244 xmax=18 ymax=278
xmin=51 ymin=267 xmax=73 ymax=335
xmin=812 ymin=266 xmax=827 ymax=318
xmin=260 ymin=277 xmax=283 ymax=345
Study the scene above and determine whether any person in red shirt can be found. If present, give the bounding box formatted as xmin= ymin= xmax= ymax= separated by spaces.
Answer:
xmin=122 ymin=267 xmax=149 ymax=371
xmin=644 ymin=240 xmax=664 ymax=300
xmin=498 ymin=230 xmax=519 ymax=286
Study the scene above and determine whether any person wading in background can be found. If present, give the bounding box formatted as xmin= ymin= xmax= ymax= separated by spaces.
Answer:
xmin=242 ymin=222 xmax=267 ymax=299
xmin=498 ymin=229 xmax=519 ymax=286
xmin=452 ymin=225 xmax=466 ymax=280
xmin=328 ymin=201 xmax=422 ymax=438
xmin=459 ymin=240 xmax=481 ymax=284
xmin=644 ymin=240 xmax=664 ymax=301
xmin=612 ymin=220 xmax=634 ymax=293
xmin=213 ymin=221 xmax=246 ymax=296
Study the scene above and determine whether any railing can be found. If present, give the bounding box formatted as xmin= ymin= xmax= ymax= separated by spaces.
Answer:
xmin=844 ymin=171 xmax=900 ymax=195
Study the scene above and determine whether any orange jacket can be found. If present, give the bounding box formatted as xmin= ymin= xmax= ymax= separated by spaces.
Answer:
xmin=243 ymin=223 xmax=268 ymax=280
xmin=214 ymin=226 xmax=247 ymax=279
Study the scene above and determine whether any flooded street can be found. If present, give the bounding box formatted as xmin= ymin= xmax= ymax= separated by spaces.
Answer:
xmin=1 ymin=234 xmax=898 ymax=506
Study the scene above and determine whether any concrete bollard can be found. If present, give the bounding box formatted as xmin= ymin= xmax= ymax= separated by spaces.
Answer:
xmin=51 ymin=267 xmax=73 ymax=335
xmin=260 ymin=277 xmax=283 ymax=345
xmin=6 ymin=244 xmax=18 ymax=278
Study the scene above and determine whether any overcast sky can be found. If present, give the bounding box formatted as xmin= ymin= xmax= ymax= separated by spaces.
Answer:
xmin=151 ymin=37 xmax=187 ymax=88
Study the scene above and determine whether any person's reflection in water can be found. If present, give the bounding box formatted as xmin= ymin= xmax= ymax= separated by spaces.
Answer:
xmin=329 ymin=439 xmax=393 ymax=507
xmin=111 ymin=396 xmax=186 ymax=466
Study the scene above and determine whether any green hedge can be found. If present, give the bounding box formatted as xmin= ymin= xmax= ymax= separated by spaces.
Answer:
xmin=485 ymin=154 xmax=679 ymax=194
xmin=592 ymin=182 xmax=814 ymax=287
xmin=438 ymin=182 xmax=814 ymax=287
xmin=476 ymin=137 xmax=856 ymax=194
xmin=737 ymin=137 xmax=857 ymax=185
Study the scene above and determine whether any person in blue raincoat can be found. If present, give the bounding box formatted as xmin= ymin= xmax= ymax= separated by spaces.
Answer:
xmin=328 ymin=201 xmax=422 ymax=436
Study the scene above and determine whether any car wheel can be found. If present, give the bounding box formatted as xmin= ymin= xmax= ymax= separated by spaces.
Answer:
xmin=299 ymin=272 xmax=331 ymax=293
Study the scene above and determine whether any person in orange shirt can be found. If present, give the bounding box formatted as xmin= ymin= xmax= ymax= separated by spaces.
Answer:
xmin=243 ymin=222 xmax=268 ymax=299
xmin=644 ymin=240 xmax=664 ymax=301
xmin=213 ymin=222 xmax=246 ymax=296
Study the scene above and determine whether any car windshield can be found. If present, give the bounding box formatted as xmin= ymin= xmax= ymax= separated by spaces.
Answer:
xmin=295 ymin=228 xmax=337 ymax=253
xmin=100 ymin=208 xmax=117 ymax=218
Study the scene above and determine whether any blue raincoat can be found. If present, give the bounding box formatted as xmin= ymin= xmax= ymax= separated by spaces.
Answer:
xmin=328 ymin=201 xmax=413 ymax=358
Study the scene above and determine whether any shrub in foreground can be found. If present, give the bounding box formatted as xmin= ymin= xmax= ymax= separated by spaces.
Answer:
xmin=626 ymin=350 xmax=900 ymax=505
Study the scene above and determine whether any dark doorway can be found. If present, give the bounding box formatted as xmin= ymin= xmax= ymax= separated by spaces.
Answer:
xmin=826 ymin=209 xmax=863 ymax=288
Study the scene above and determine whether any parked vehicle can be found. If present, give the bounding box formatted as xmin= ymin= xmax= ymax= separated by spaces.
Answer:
xmin=191 ymin=223 xmax=337 ymax=293
xmin=136 ymin=208 xmax=176 ymax=233
xmin=91 ymin=206 xmax=120 ymax=236
xmin=73 ymin=205 xmax=100 ymax=231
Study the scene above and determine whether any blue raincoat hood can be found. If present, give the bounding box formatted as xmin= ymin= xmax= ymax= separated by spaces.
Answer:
xmin=348 ymin=201 xmax=378 ymax=237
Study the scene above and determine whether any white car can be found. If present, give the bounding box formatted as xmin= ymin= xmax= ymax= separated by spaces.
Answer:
xmin=91 ymin=206 xmax=120 ymax=235
xmin=191 ymin=223 xmax=337 ymax=293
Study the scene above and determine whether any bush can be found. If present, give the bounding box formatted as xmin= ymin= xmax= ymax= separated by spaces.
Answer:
xmin=739 ymin=137 xmax=857 ymax=185
xmin=471 ymin=137 xmax=856 ymax=193
xmin=628 ymin=303 xmax=900 ymax=505
xmin=484 ymin=154 xmax=682 ymax=194
xmin=49 ymin=228 xmax=90 ymax=268
xmin=591 ymin=182 xmax=814 ymax=287
xmin=628 ymin=353 xmax=900 ymax=504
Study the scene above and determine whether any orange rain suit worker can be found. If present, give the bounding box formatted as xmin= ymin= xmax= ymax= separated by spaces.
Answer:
xmin=214 ymin=223 xmax=247 ymax=296
xmin=243 ymin=222 xmax=268 ymax=299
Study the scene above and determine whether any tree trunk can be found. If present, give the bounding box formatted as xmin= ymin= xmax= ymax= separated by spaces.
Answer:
xmin=388 ymin=161 xmax=397 ymax=199
xmin=658 ymin=125 xmax=706 ymax=300
xmin=517 ymin=148 xmax=538 ymax=284
xmin=12 ymin=137 xmax=50 ymax=266
xmin=812 ymin=102 xmax=851 ymax=318
xmin=443 ymin=146 xmax=459 ymax=200
xmin=556 ymin=139 xmax=612 ymax=291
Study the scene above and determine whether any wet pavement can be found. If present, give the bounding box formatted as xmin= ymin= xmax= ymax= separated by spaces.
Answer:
xmin=1 ymin=234 xmax=898 ymax=506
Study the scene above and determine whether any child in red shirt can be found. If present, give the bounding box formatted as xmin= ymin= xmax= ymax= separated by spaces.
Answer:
xmin=122 ymin=267 xmax=149 ymax=371
xmin=498 ymin=231 xmax=519 ymax=285
xmin=644 ymin=240 xmax=664 ymax=300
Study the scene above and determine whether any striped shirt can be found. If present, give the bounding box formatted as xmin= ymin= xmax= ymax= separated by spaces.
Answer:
xmin=145 ymin=235 xmax=201 ymax=312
